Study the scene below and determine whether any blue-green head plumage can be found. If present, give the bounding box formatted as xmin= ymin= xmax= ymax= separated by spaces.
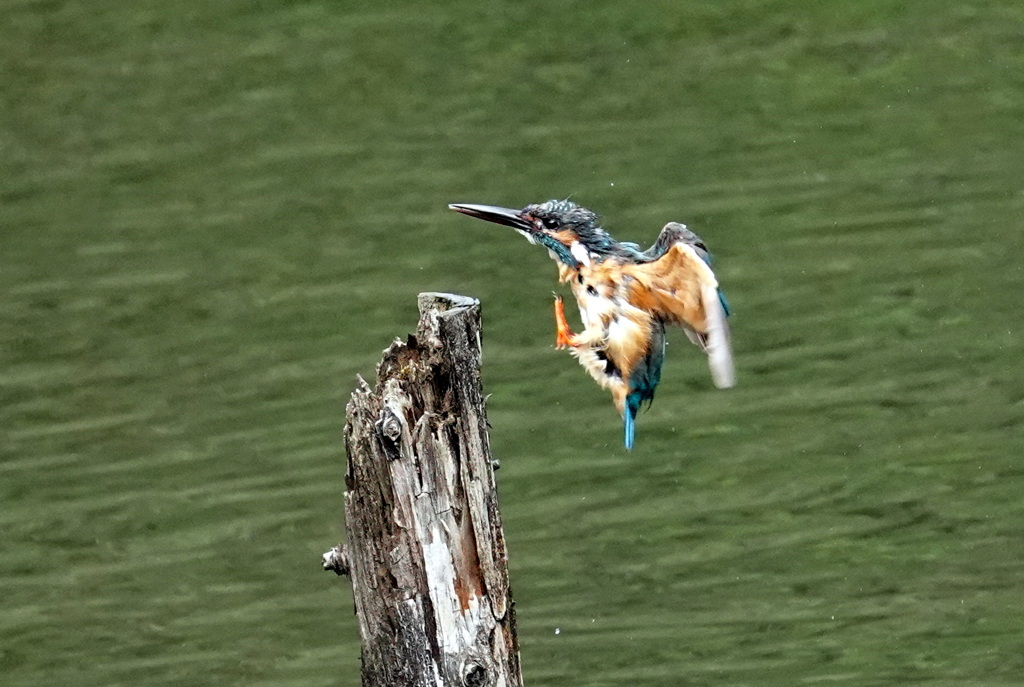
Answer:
xmin=523 ymin=200 xmax=644 ymax=264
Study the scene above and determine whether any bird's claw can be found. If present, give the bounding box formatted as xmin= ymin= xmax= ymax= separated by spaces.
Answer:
xmin=553 ymin=295 xmax=576 ymax=349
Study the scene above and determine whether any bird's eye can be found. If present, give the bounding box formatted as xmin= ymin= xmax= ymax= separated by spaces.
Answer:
xmin=542 ymin=217 xmax=558 ymax=229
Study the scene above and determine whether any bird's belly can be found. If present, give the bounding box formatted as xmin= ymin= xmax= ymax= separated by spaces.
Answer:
xmin=605 ymin=308 xmax=654 ymax=372
xmin=573 ymin=289 xmax=653 ymax=371
xmin=577 ymin=299 xmax=612 ymax=332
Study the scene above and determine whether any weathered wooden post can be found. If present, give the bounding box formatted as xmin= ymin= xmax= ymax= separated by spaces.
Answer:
xmin=324 ymin=293 xmax=522 ymax=687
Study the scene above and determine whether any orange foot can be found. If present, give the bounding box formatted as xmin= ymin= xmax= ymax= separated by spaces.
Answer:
xmin=554 ymin=295 xmax=578 ymax=349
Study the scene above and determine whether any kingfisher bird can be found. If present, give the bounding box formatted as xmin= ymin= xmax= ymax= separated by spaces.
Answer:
xmin=449 ymin=199 xmax=735 ymax=449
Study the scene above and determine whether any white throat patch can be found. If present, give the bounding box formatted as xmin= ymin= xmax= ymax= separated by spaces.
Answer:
xmin=570 ymin=241 xmax=592 ymax=266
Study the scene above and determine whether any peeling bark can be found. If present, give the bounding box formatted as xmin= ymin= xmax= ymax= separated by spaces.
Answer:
xmin=335 ymin=293 xmax=521 ymax=687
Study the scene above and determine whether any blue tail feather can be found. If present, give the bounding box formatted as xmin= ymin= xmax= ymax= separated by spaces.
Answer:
xmin=621 ymin=323 xmax=667 ymax=449
xmin=623 ymin=393 xmax=641 ymax=450
xmin=624 ymin=406 xmax=636 ymax=450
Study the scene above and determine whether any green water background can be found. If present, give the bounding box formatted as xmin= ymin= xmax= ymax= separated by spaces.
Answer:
xmin=3 ymin=1 xmax=1024 ymax=685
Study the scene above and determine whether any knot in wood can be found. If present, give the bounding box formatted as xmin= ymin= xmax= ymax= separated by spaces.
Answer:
xmin=380 ymin=414 xmax=402 ymax=441
xmin=375 ymin=408 xmax=404 ymax=459
xmin=461 ymin=661 xmax=487 ymax=687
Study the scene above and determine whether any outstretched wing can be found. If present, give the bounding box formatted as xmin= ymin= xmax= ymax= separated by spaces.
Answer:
xmin=622 ymin=223 xmax=735 ymax=388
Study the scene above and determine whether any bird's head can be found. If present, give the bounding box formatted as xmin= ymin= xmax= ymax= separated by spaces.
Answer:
xmin=449 ymin=199 xmax=627 ymax=269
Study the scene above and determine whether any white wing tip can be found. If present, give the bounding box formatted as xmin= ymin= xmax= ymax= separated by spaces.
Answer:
xmin=702 ymin=284 xmax=735 ymax=389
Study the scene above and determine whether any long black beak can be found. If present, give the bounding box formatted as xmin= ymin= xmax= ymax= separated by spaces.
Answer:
xmin=448 ymin=203 xmax=534 ymax=233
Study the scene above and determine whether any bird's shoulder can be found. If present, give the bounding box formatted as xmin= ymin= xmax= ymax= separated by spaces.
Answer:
xmin=626 ymin=232 xmax=718 ymax=289
xmin=614 ymin=227 xmax=722 ymax=331
xmin=642 ymin=222 xmax=711 ymax=263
